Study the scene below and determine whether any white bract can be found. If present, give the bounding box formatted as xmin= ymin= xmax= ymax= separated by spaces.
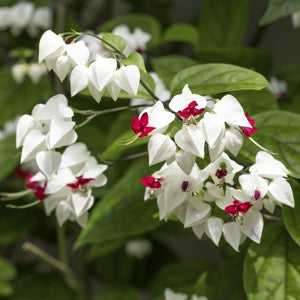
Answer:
xmin=11 ymin=62 xmax=47 ymax=85
xmin=0 ymin=3 xmax=52 ymax=36
xmin=164 ymin=288 xmax=207 ymax=300
xmin=112 ymin=24 xmax=151 ymax=56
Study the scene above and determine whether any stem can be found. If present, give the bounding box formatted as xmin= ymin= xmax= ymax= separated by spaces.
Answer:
xmin=0 ymin=189 xmax=32 ymax=201
xmin=6 ymin=200 xmax=40 ymax=209
xmin=263 ymin=214 xmax=281 ymax=222
xmin=74 ymin=103 xmax=152 ymax=129
xmin=56 ymin=223 xmax=68 ymax=266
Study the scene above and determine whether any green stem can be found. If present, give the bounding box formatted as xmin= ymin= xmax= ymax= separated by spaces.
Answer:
xmin=56 ymin=223 xmax=68 ymax=266
xmin=6 ymin=200 xmax=40 ymax=209
xmin=0 ymin=189 xmax=32 ymax=201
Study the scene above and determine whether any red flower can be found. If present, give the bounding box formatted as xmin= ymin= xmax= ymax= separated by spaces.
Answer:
xmin=178 ymin=101 xmax=205 ymax=119
xmin=131 ymin=112 xmax=155 ymax=137
xmin=67 ymin=175 xmax=94 ymax=190
xmin=242 ymin=113 xmax=258 ymax=137
xmin=225 ymin=200 xmax=252 ymax=215
xmin=26 ymin=174 xmax=47 ymax=201
xmin=140 ymin=176 xmax=161 ymax=189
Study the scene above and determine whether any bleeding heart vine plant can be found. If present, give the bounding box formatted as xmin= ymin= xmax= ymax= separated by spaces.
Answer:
xmin=1 ymin=1 xmax=300 ymax=299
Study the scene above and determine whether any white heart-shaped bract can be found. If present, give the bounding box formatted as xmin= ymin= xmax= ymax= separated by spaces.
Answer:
xmin=56 ymin=201 xmax=71 ymax=226
xmin=204 ymin=217 xmax=224 ymax=246
xmin=66 ymin=41 xmax=90 ymax=66
xmin=89 ymin=57 xmax=117 ymax=91
xmin=223 ymin=222 xmax=241 ymax=252
xmin=268 ymin=177 xmax=294 ymax=207
xmin=148 ymin=134 xmax=176 ymax=166
xmin=70 ymin=65 xmax=89 ymax=96
xmin=21 ymin=129 xmax=45 ymax=163
xmin=114 ymin=65 xmax=140 ymax=95
xmin=54 ymin=55 xmax=71 ymax=82
xmin=16 ymin=114 xmax=34 ymax=148
xmin=240 ymin=210 xmax=264 ymax=244
xmin=39 ymin=30 xmax=65 ymax=63
xmin=203 ymin=112 xmax=225 ymax=148
xmin=36 ymin=151 xmax=62 ymax=179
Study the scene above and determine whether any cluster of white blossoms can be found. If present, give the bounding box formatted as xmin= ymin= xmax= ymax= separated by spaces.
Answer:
xmin=164 ymin=288 xmax=207 ymax=300
xmin=15 ymin=94 xmax=107 ymax=227
xmin=135 ymin=85 xmax=294 ymax=251
xmin=39 ymin=30 xmax=141 ymax=103
xmin=0 ymin=2 xmax=52 ymax=37
xmin=11 ymin=62 xmax=47 ymax=85
xmin=0 ymin=116 xmax=19 ymax=141
xmin=81 ymin=24 xmax=151 ymax=60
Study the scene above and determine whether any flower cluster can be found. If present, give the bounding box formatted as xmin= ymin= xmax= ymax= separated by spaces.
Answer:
xmin=11 ymin=62 xmax=47 ymax=85
xmin=39 ymin=30 xmax=141 ymax=103
xmin=16 ymin=95 xmax=107 ymax=227
xmin=0 ymin=2 xmax=52 ymax=37
xmin=80 ymin=25 xmax=151 ymax=60
xmin=137 ymin=85 xmax=294 ymax=251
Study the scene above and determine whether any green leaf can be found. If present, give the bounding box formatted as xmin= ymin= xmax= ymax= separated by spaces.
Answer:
xmin=101 ymin=32 xmax=126 ymax=53
xmin=75 ymin=159 xmax=161 ymax=248
xmin=244 ymin=224 xmax=300 ymax=300
xmin=163 ymin=23 xmax=199 ymax=46
xmin=99 ymin=14 xmax=161 ymax=47
xmin=0 ymin=134 xmax=19 ymax=183
xmin=94 ymin=286 xmax=140 ymax=300
xmin=0 ymin=67 xmax=51 ymax=127
xmin=13 ymin=273 xmax=77 ymax=300
xmin=260 ymin=0 xmax=300 ymax=25
xmin=282 ymin=180 xmax=300 ymax=247
xmin=150 ymin=260 xmax=214 ymax=297
xmin=170 ymin=63 xmax=269 ymax=95
xmin=232 ymin=90 xmax=278 ymax=115
xmin=151 ymin=55 xmax=197 ymax=88
xmin=197 ymin=47 xmax=272 ymax=76
xmin=198 ymin=0 xmax=250 ymax=47
xmin=239 ymin=110 xmax=300 ymax=179
xmin=122 ymin=51 xmax=146 ymax=72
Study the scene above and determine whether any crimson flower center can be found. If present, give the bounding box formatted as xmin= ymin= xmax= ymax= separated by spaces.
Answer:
xmin=215 ymin=168 xmax=227 ymax=179
xmin=131 ymin=112 xmax=156 ymax=137
xmin=225 ymin=200 xmax=252 ymax=215
xmin=181 ymin=181 xmax=189 ymax=192
xmin=178 ymin=101 xmax=205 ymax=119
xmin=140 ymin=176 xmax=161 ymax=189
xmin=67 ymin=175 xmax=94 ymax=190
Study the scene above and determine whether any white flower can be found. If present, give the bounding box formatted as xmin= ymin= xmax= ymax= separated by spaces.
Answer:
xmin=267 ymin=76 xmax=287 ymax=100
xmin=155 ymin=161 xmax=205 ymax=220
xmin=169 ymin=84 xmax=207 ymax=119
xmin=249 ymin=151 xmax=289 ymax=179
xmin=131 ymin=101 xmax=175 ymax=137
xmin=112 ymin=24 xmax=151 ymax=56
xmin=202 ymin=95 xmax=251 ymax=149
xmin=39 ymin=30 xmax=65 ymax=63
xmin=203 ymin=152 xmax=243 ymax=185
xmin=0 ymin=7 xmax=10 ymax=30
xmin=9 ymin=2 xmax=35 ymax=36
xmin=125 ymin=239 xmax=153 ymax=259
xmin=16 ymin=94 xmax=77 ymax=162
xmin=27 ymin=7 xmax=52 ymax=37
xmin=292 ymin=10 xmax=300 ymax=28
xmin=27 ymin=63 xmax=47 ymax=84
xmin=0 ymin=116 xmax=19 ymax=141
xmin=11 ymin=63 xmax=28 ymax=84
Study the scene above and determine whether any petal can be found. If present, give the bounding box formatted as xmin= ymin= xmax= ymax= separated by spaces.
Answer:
xmin=114 ymin=65 xmax=140 ymax=95
xmin=56 ymin=201 xmax=71 ymax=226
xmin=76 ymin=212 xmax=88 ymax=228
xmin=16 ymin=115 xmax=34 ymax=148
xmin=203 ymin=112 xmax=225 ymax=148
xmin=47 ymin=117 xmax=76 ymax=148
xmin=21 ymin=130 xmax=45 ymax=163
xmin=66 ymin=41 xmax=89 ymax=66
xmin=268 ymin=177 xmax=294 ymax=207
xmin=240 ymin=210 xmax=264 ymax=243
xmin=88 ymin=82 xmax=103 ymax=103
xmin=204 ymin=217 xmax=224 ymax=246
xmin=70 ymin=192 xmax=90 ymax=217
xmin=148 ymin=134 xmax=176 ymax=166
xmin=70 ymin=65 xmax=89 ymax=96
xmin=192 ymin=223 xmax=205 ymax=239
xmin=224 ymin=128 xmax=243 ymax=156
xmin=36 ymin=151 xmax=62 ymax=179
xmin=223 ymin=222 xmax=241 ymax=251
xmin=106 ymin=80 xmax=121 ymax=101
xmin=184 ymin=198 xmax=211 ymax=228
xmin=176 ymin=150 xmax=196 ymax=175
xmin=174 ymin=124 xmax=205 ymax=158
xmin=54 ymin=55 xmax=71 ymax=81
xmin=39 ymin=30 xmax=65 ymax=63
xmin=214 ymin=95 xmax=251 ymax=127
xmin=89 ymin=57 xmax=117 ymax=91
